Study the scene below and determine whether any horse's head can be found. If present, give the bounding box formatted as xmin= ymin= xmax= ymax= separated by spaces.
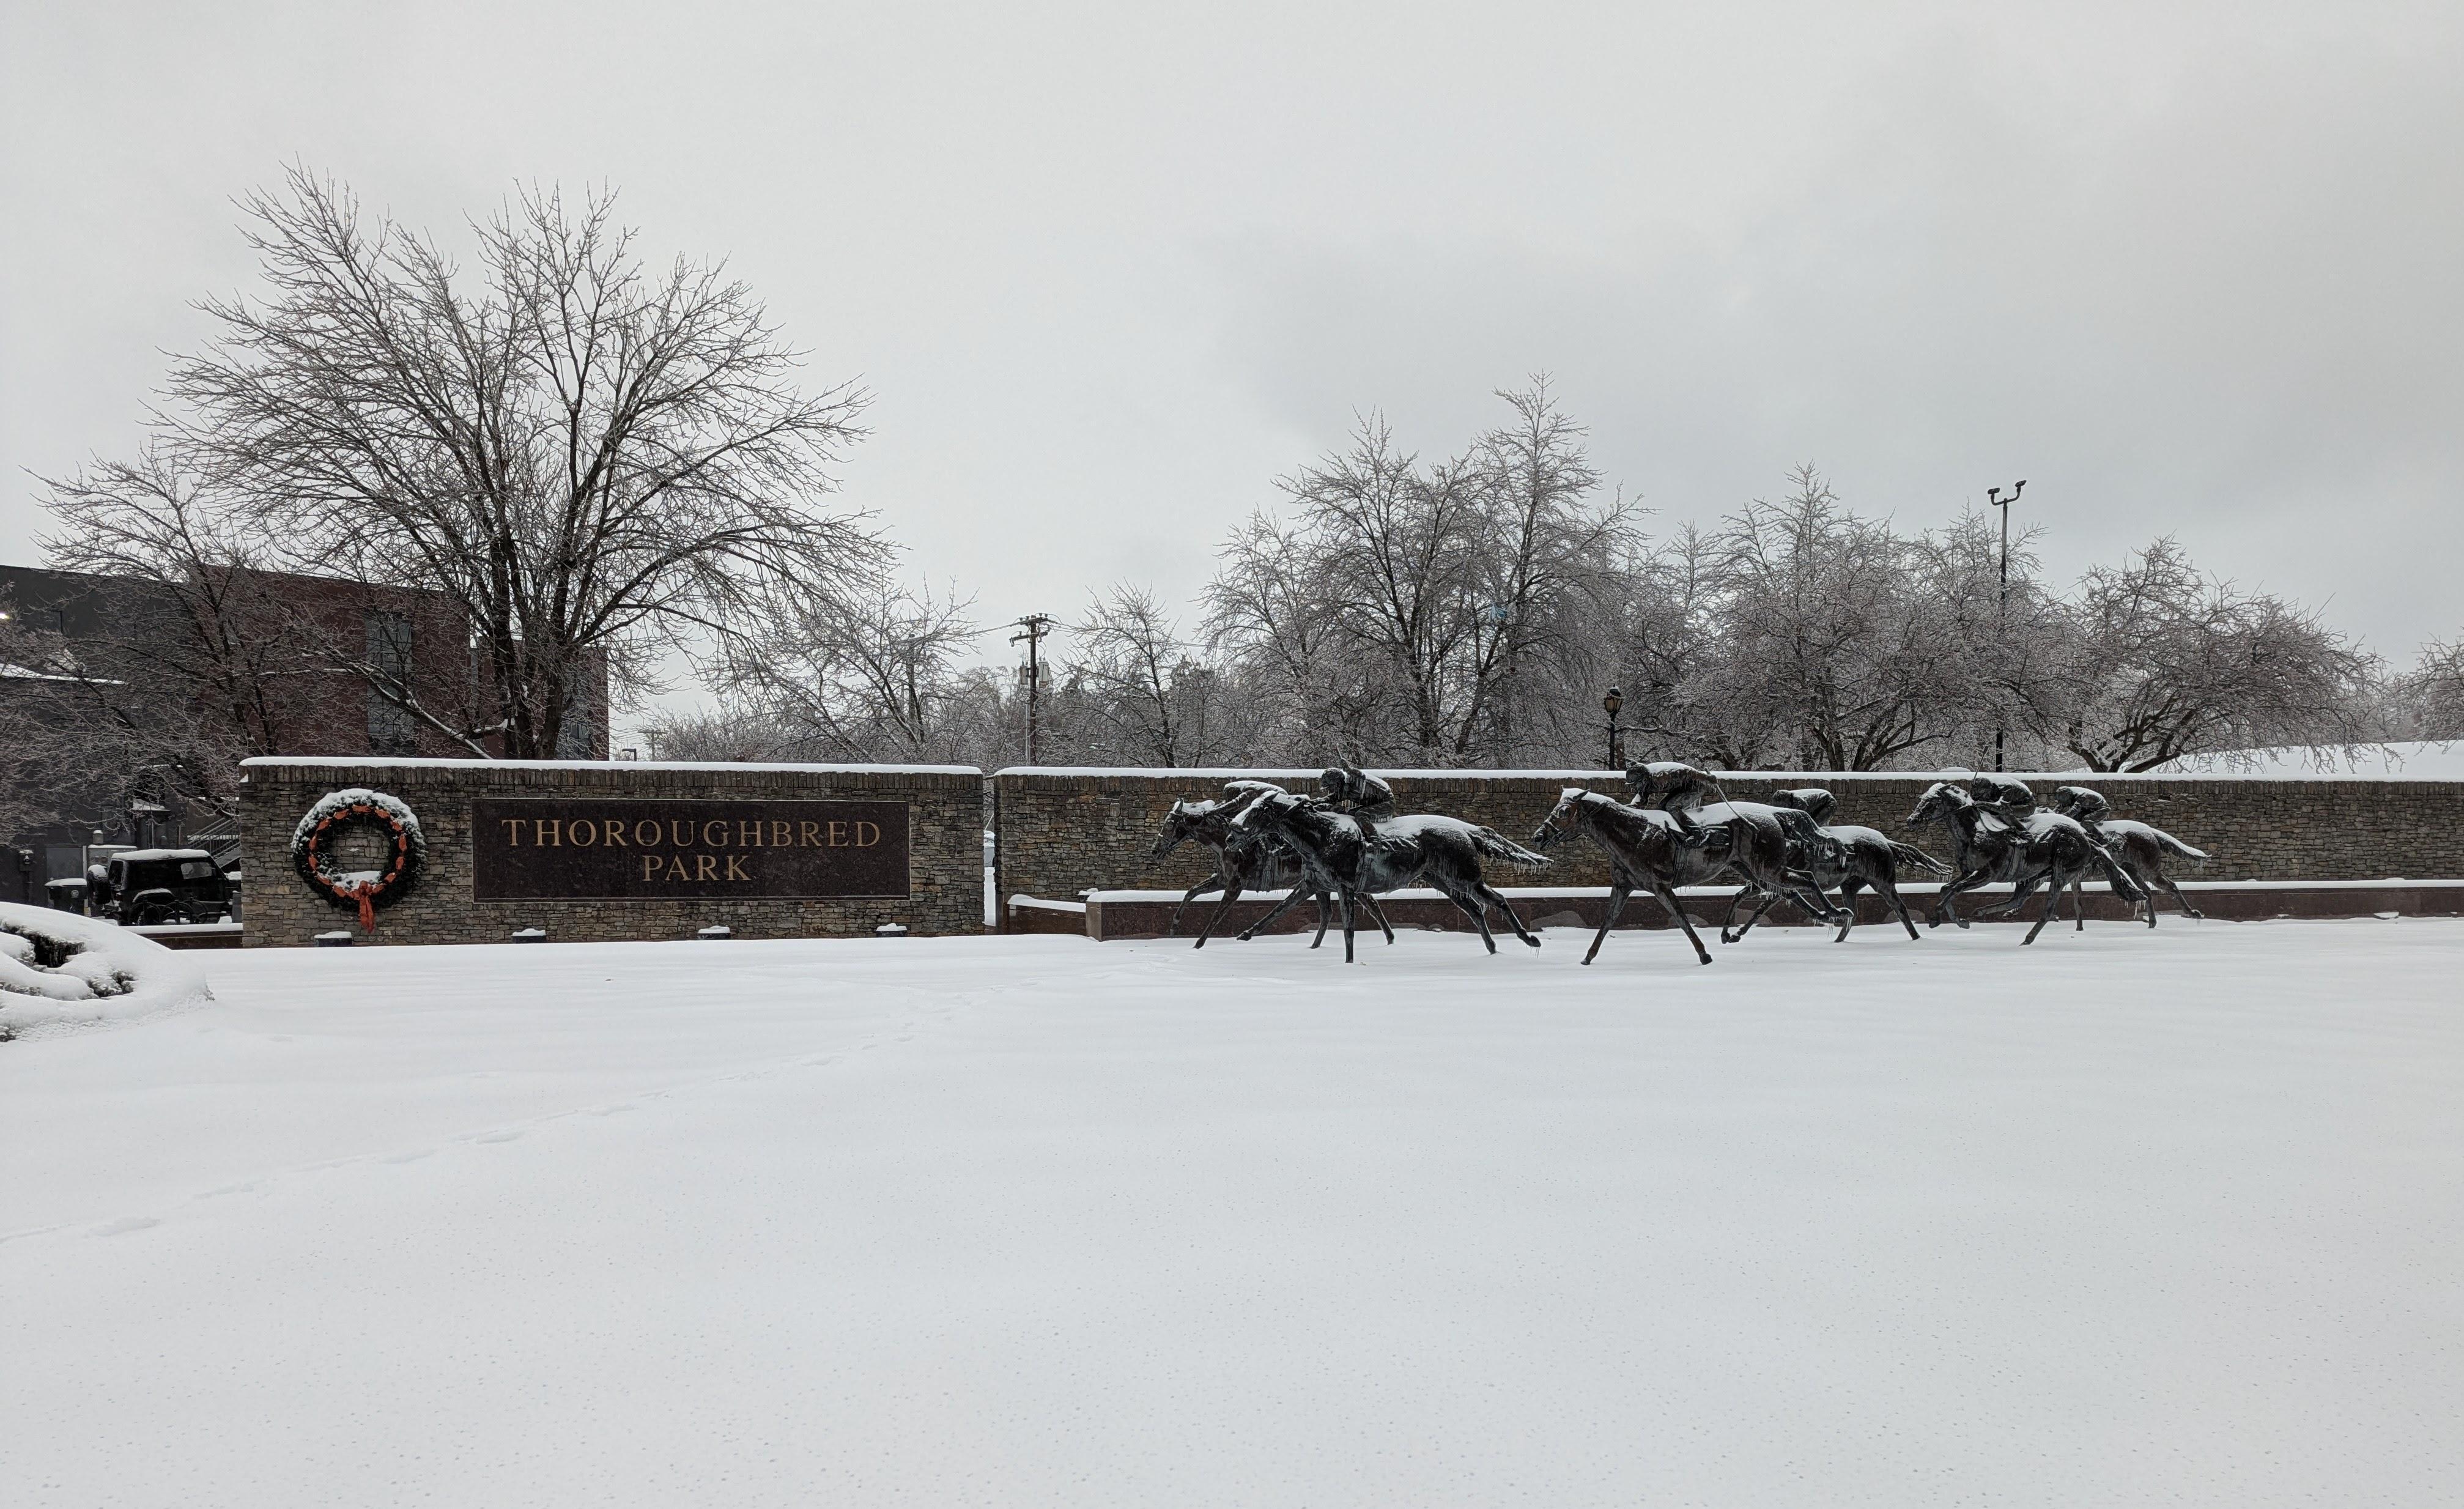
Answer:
xmin=1236 ymin=788 xmax=1306 ymax=832
xmin=1531 ymin=787 xmax=1596 ymax=850
xmin=1906 ymin=781 xmax=1971 ymax=829
xmin=1151 ymin=799 xmax=1212 ymax=860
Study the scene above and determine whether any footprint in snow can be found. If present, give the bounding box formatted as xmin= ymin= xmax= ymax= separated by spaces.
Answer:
xmin=473 ymin=1130 xmax=524 ymax=1144
xmin=89 ymin=1216 xmax=160 ymax=1237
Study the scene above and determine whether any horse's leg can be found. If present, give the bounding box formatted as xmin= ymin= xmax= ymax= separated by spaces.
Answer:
xmin=1936 ymin=870 xmax=1984 ymax=929
xmin=1169 ymin=874 xmax=1224 ymax=938
xmin=1832 ymin=876 xmax=1865 ymax=942
xmin=1339 ymin=886 xmax=1359 ymax=963
xmin=1980 ymin=873 xmax=2043 ymax=918
xmin=1439 ymin=883 xmax=1500 ymax=954
xmin=1471 ymin=880 xmax=1541 ymax=948
xmin=1585 ymin=881 xmax=1633 ymax=965
xmin=2073 ymin=876 xmax=2086 ymax=932
xmin=1715 ymin=884 xmax=1756 ymax=943
xmin=2157 ymin=866 xmax=2201 ymax=920
xmin=1236 ymin=881 xmax=1314 ymax=941
xmin=1653 ymin=884 xmax=1715 ymax=964
xmin=1308 ymin=888 xmax=1330 ymax=948
xmin=1361 ymin=891 xmax=1397 ymax=944
xmin=1191 ymin=882 xmax=1244 ymax=950
xmin=1876 ymin=875 xmax=1921 ymax=940
xmin=2022 ymin=869 xmax=2066 ymax=944
xmin=1783 ymin=880 xmax=1843 ymax=926
xmin=1728 ymin=887 xmax=1782 ymax=945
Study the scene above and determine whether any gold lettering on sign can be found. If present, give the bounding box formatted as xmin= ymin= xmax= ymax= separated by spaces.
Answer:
xmin=501 ymin=818 xmax=525 ymax=846
xmin=854 ymin=821 xmax=881 ymax=847
xmin=701 ymin=820 xmax=727 ymax=847
xmin=827 ymin=820 xmax=848 ymax=846
xmin=669 ymin=821 xmax=693 ymax=847
xmin=571 ymin=820 xmax=597 ymax=847
xmin=737 ymin=819 xmax=761 ymax=847
xmin=694 ymin=854 xmax=718 ymax=881
xmin=800 ymin=820 xmax=821 ymax=847
xmin=771 ymin=820 xmax=793 ymax=847
xmin=640 ymin=855 xmax=664 ymax=881
xmin=725 ymin=855 xmax=750 ymax=880
xmin=604 ymin=823 xmax=628 ymax=847
xmin=535 ymin=819 xmax=561 ymax=847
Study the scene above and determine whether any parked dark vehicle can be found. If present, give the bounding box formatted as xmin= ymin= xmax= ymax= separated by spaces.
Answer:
xmin=89 ymin=848 xmax=235 ymax=926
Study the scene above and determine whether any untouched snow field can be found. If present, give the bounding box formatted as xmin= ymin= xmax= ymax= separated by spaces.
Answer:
xmin=4 ymin=922 xmax=2460 ymax=1507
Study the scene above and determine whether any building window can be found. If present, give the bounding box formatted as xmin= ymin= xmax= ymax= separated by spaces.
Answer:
xmin=366 ymin=611 xmax=420 ymax=755
xmin=557 ymin=673 xmax=599 ymax=760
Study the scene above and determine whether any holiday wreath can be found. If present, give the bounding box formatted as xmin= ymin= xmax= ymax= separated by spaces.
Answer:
xmin=290 ymin=788 xmax=426 ymax=934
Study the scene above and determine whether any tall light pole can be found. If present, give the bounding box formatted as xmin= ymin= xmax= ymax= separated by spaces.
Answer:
xmin=1986 ymin=479 xmax=2027 ymax=773
xmin=1010 ymin=613 xmax=1056 ymax=764
xmin=1602 ymin=685 xmax=1624 ymax=771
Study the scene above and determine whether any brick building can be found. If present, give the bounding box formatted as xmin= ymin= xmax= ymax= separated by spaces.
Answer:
xmin=1 ymin=563 xmax=609 ymax=905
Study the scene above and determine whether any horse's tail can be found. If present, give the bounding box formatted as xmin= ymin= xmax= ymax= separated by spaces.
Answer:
xmin=1469 ymin=827 xmax=1553 ymax=869
xmin=1889 ymin=840 xmax=1950 ymax=875
xmin=2149 ymin=827 xmax=2208 ymax=862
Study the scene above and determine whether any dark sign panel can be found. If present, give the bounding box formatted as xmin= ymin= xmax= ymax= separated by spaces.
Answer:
xmin=472 ymin=799 xmax=910 ymax=901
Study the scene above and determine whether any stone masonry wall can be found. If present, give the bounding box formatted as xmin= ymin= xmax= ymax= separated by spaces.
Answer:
xmin=242 ymin=758 xmax=983 ymax=946
xmin=991 ymin=766 xmax=2464 ymax=919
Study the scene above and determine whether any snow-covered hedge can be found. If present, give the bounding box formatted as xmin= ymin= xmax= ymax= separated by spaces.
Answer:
xmin=0 ymin=901 xmax=213 ymax=1041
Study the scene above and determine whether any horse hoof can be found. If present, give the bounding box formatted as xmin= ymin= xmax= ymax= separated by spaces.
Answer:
xmin=1521 ymin=936 xmax=1541 ymax=948
xmin=1696 ymin=954 xmax=1714 ymax=965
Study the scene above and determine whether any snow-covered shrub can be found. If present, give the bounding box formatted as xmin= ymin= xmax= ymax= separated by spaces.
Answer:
xmin=0 ymin=901 xmax=213 ymax=1040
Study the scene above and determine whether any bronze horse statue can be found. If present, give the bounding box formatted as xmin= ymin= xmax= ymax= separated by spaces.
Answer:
xmin=1235 ymin=789 xmax=1550 ymax=961
xmin=1905 ymin=781 xmax=2145 ymax=943
xmin=2048 ymin=785 xmax=2210 ymax=925
xmin=1529 ymin=787 xmax=1838 ymax=964
xmin=1153 ymin=785 xmax=1335 ymax=949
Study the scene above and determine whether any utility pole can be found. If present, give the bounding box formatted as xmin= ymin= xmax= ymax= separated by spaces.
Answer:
xmin=1986 ymin=479 xmax=2027 ymax=772
xmin=1010 ymin=613 xmax=1056 ymax=764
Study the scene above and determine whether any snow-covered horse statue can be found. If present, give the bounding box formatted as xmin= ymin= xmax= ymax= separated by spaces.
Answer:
xmin=1904 ymin=781 xmax=2145 ymax=943
xmin=1235 ymin=789 xmax=1550 ymax=961
xmin=1153 ymin=781 xmax=1388 ymax=949
xmin=2047 ymin=785 xmax=2210 ymax=925
xmin=1720 ymin=792 xmax=1948 ymax=943
xmin=1529 ymin=787 xmax=1837 ymax=963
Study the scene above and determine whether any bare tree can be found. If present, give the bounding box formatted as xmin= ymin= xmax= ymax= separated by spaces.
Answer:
xmin=2392 ymin=636 xmax=2464 ymax=740
xmin=1459 ymin=379 xmax=1641 ymax=760
xmin=700 ymin=575 xmax=980 ymax=760
xmin=1071 ymin=585 xmax=1222 ymax=766
xmin=157 ymin=168 xmax=879 ymax=758
xmin=1205 ymin=384 xmax=1637 ymax=764
xmin=6 ymin=450 xmax=309 ymax=826
xmin=2049 ymin=539 xmax=2377 ymax=771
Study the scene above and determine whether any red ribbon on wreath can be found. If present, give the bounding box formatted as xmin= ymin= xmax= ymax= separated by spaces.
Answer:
xmin=344 ymin=878 xmax=380 ymax=936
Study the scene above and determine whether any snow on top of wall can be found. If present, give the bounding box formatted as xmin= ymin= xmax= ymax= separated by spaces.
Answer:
xmin=1002 ymin=758 xmax=2464 ymax=784
xmin=111 ymin=848 xmax=214 ymax=864
xmin=0 ymin=900 xmax=214 ymax=1040
xmin=2150 ymin=742 xmax=2464 ymax=780
xmin=243 ymin=756 xmax=982 ymax=777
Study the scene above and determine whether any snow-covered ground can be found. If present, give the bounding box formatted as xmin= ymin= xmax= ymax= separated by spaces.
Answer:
xmin=4 ymin=922 xmax=2459 ymax=1507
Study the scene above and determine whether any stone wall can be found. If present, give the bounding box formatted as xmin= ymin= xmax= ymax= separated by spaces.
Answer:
xmin=242 ymin=758 xmax=983 ymax=946
xmin=991 ymin=766 xmax=2464 ymax=919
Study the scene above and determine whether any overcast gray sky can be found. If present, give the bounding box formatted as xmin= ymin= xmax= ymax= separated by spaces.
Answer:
xmin=7 ymin=1 xmax=2461 ymax=731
